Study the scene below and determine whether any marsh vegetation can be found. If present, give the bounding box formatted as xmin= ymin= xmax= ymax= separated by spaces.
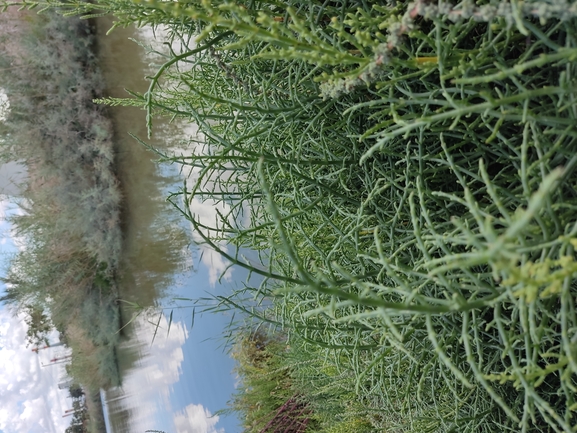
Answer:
xmin=0 ymin=9 xmax=122 ymax=430
xmin=2 ymin=0 xmax=577 ymax=432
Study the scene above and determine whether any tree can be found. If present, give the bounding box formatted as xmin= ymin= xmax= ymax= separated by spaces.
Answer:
xmin=65 ymin=424 xmax=85 ymax=433
xmin=23 ymin=304 xmax=52 ymax=347
xmin=68 ymin=385 xmax=84 ymax=399
xmin=0 ymin=281 xmax=53 ymax=347
xmin=64 ymin=400 xmax=88 ymax=433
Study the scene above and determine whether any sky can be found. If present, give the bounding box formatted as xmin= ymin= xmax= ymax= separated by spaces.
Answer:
xmin=102 ymin=272 xmax=242 ymax=433
xmin=0 ymin=306 xmax=74 ymax=433
xmin=108 ymin=149 xmax=245 ymax=433
xmin=0 ymin=135 xmax=247 ymax=433
xmin=0 ymin=151 xmax=247 ymax=433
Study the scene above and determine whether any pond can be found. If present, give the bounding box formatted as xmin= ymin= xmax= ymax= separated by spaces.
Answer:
xmin=95 ymin=17 xmax=245 ymax=433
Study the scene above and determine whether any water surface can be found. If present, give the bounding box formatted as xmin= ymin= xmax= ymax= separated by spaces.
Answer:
xmin=96 ymin=16 xmax=242 ymax=433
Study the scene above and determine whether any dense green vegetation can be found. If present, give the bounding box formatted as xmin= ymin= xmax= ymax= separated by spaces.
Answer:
xmin=0 ymin=4 xmax=121 ymax=405
xmin=3 ymin=0 xmax=577 ymax=432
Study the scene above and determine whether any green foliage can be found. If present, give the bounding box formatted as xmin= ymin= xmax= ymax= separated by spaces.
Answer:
xmin=226 ymin=330 xmax=300 ymax=432
xmin=324 ymin=418 xmax=373 ymax=433
xmin=22 ymin=304 xmax=53 ymax=346
xmin=0 ymin=10 xmax=121 ymax=264
xmin=0 ymin=9 xmax=122 ymax=391
xmin=69 ymin=385 xmax=85 ymax=399
xmin=65 ymin=397 xmax=89 ymax=433
xmin=4 ymin=0 xmax=577 ymax=431
xmin=159 ymin=3 xmax=577 ymax=428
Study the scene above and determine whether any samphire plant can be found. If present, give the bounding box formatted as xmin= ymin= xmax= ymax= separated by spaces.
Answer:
xmin=3 ymin=0 xmax=577 ymax=431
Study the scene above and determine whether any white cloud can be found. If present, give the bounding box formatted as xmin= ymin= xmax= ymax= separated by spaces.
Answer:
xmin=0 ymin=89 xmax=9 ymax=121
xmin=0 ymin=308 xmax=72 ymax=433
xmin=174 ymin=403 xmax=224 ymax=433
xmin=105 ymin=311 xmax=228 ymax=433
xmin=0 ymin=198 xmax=27 ymax=257
xmin=0 ymin=197 xmax=14 ymax=220
xmin=0 ymin=162 xmax=27 ymax=197
xmin=188 ymin=196 xmax=234 ymax=286
xmin=130 ymin=313 xmax=187 ymax=391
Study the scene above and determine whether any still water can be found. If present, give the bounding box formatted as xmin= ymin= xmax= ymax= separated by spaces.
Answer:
xmin=95 ymin=17 xmax=244 ymax=433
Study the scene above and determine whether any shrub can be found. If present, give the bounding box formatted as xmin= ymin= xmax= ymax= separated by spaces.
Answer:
xmin=0 ymin=8 xmax=122 ymax=390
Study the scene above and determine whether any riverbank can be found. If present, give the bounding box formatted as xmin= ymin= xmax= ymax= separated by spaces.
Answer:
xmin=0 ymin=8 xmax=123 ymax=430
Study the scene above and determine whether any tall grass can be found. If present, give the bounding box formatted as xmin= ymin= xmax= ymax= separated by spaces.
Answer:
xmin=4 ymin=0 xmax=577 ymax=431
xmin=0 ymin=8 xmax=122 ymax=392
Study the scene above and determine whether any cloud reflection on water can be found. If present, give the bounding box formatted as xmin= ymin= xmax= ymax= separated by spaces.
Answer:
xmin=174 ymin=403 xmax=224 ymax=433
xmin=107 ymin=312 xmax=225 ymax=433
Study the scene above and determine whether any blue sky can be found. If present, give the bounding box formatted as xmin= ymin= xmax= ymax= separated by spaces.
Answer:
xmin=105 ymin=256 xmax=245 ymax=433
